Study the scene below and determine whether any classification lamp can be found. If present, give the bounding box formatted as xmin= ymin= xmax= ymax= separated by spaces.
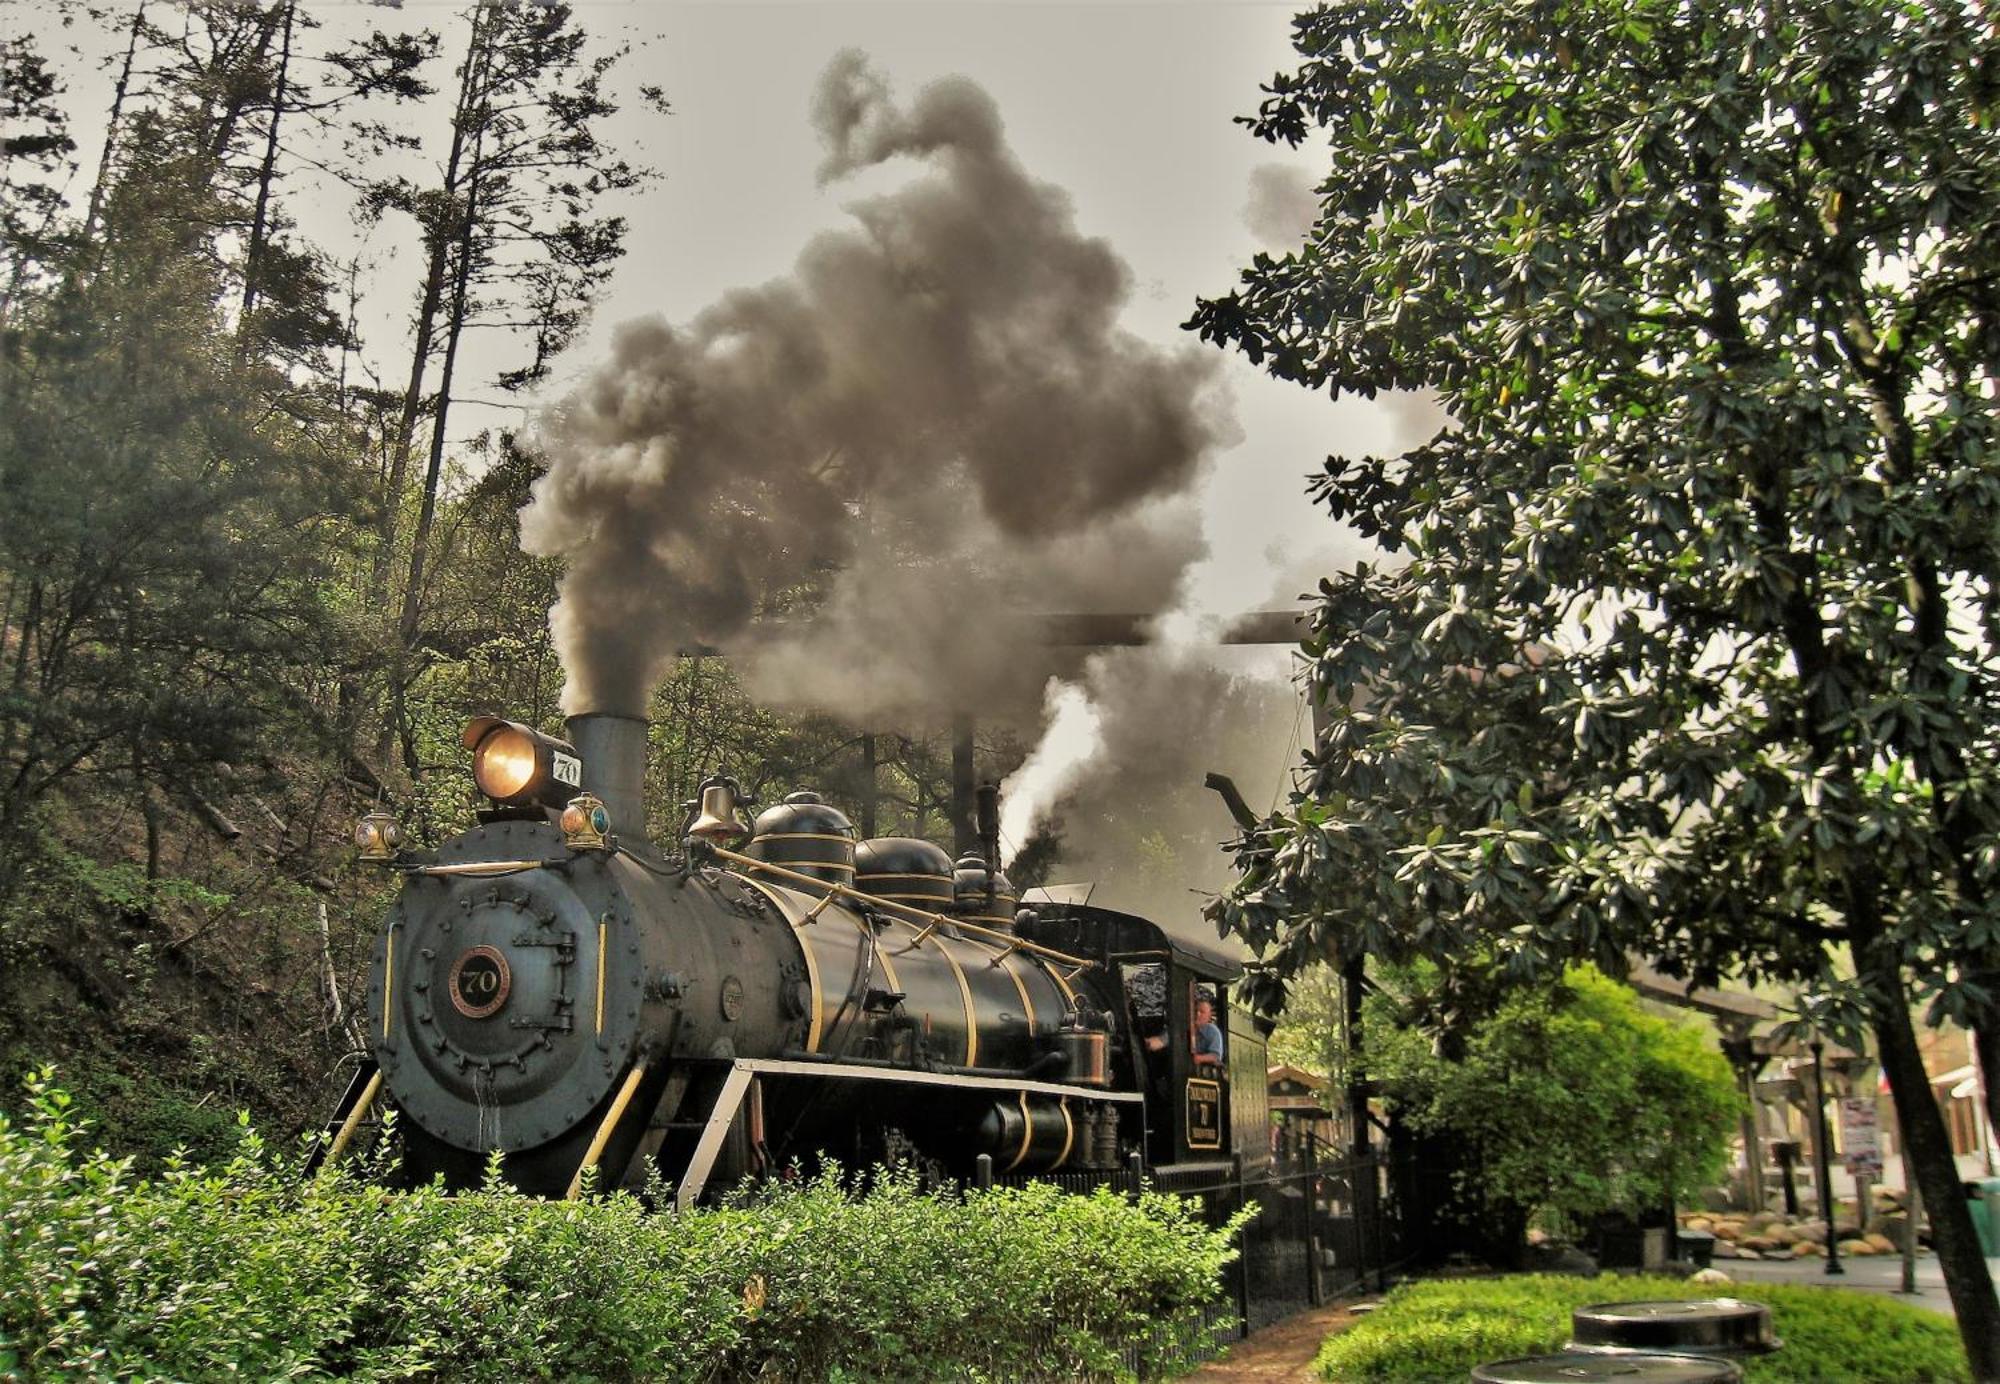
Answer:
xmin=354 ymin=810 xmax=402 ymax=863
xmin=463 ymin=716 xmax=584 ymax=810
xmin=560 ymin=794 xmax=612 ymax=851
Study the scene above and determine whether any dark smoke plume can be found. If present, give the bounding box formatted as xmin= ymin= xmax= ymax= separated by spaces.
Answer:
xmin=522 ymin=51 xmax=1231 ymax=718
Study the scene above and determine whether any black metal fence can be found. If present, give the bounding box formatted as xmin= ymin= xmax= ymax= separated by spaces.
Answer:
xmin=1155 ymin=1138 xmax=1423 ymax=1334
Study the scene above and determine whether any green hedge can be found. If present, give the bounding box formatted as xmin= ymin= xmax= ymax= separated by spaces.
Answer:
xmin=1316 ymin=1274 xmax=1968 ymax=1383
xmin=0 ymin=1075 xmax=1238 ymax=1381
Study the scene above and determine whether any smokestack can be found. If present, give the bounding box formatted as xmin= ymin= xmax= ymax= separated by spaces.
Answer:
xmin=565 ymin=714 xmax=649 ymax=842
xmin=950 ymin=714 xmax=976 ymax=858
xmin=975 ymin=781 xmax=1000 ymax=876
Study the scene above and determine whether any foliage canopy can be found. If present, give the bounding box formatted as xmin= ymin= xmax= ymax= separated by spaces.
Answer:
xmin=1370 ymin=965 xmax=1739 ymax=1234
xmin=1191 ymin=0 xmax=2000 ymax=1355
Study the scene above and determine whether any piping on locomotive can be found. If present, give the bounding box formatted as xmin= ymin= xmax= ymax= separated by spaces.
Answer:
xmin=319 ymin=712 xmax=1270 ymax=1204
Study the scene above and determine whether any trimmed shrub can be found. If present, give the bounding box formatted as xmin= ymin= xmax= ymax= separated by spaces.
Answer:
xmin=0 ymin=1074 xmax=1238 ymax=1380
xmin=1315 ymin=1274 xmax=1969 ymax=1384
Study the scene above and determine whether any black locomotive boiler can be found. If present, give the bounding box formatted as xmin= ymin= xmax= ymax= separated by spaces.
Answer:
xmin=321 ymin=712 xmax=1269 ymax=1203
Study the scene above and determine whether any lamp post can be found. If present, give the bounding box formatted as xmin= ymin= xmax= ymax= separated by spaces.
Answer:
xmin=1810 ymin=1035 xmax=1844 ymax=1276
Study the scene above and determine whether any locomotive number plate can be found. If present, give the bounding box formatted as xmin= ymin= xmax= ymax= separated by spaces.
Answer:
xmin=1186 ymin=1078 xmax=1223 ymax=1150
xmin=449 ymin=945 xmax=512 ymax=1019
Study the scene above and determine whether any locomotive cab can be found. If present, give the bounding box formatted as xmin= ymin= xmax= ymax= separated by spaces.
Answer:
xmin=1018 ymin=905 xmax=1270 ymax=1178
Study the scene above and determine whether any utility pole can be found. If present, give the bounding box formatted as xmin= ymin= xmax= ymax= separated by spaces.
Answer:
xmin=1811 ymin=1035 xmax=1845 ymax=1276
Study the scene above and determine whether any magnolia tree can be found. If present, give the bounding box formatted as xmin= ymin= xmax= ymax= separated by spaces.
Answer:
xmin=1192 ymin=1 xmax=2000 ymax=1367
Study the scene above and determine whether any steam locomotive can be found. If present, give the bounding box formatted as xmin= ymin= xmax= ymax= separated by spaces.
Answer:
xmin=319 ymin=712 xmax=1269 ymax=1203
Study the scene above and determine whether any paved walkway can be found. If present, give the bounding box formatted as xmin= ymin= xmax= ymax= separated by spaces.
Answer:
xmin=1713 ymin=1249 xmax=1998 ymax=1316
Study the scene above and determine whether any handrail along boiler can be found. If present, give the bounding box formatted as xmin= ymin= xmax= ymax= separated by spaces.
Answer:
xmin=324 ymin=712 xmax=1269 ymax=1202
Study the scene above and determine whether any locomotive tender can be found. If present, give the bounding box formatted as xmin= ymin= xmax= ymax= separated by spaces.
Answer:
xmin=324 ymin=712 xmax=1268 ymax=1203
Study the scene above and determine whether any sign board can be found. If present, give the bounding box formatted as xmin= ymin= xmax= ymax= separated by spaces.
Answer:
xmin=1840 ymin=1097 xmax=1882 ymax=1179
xmin=1185 ymin=1078 xmax=1222 ymax=1150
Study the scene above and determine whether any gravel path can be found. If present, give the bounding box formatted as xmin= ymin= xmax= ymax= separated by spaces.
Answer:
xmin=1180 ymin=1301 xmax=1372 ymax=1382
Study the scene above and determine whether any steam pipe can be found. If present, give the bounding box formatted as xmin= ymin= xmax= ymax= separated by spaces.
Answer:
xmin=565 ymin=714 xmax=650 ymax=843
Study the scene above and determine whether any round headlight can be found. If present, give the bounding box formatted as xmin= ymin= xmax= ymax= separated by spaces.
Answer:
xmin=473 ymin=726 xmax=538 ymax=800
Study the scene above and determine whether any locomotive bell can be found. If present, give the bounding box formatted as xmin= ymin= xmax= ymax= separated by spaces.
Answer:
xmin=687 ymin=780 xmax=749 ymax=846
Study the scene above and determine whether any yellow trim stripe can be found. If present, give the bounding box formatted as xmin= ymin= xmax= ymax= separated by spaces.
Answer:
xmin=933 ymin=936 xmax=978 ymax=1068
xmin=567 ymin=1061 xmax=649 ymax=1199
xmin=595 ymin=920 xmax=607 ymax=1035
xmin=1053 ymin=1099 xmax=1074 ymax=1171
xmin=858 ymin=872 xmax=955 ymax=883
xmin=755 ymin=832 xmax=857 ymax=845
xmin=866 ymin=917 xmax=902 ymax=993
xmin=1043 ymin=956 xmax=1078 ymax=1009
xmin=323 ymin=1070 xmax=383 ymax=1170
xmin=381 ymin=933 xmax=395 ymax=1040
xmin=740 ymin=878 xmax=825 ymax=1053
xmin=998 ymin=955 xmax=1036 ymax=1035
xmin=1003 ymin=1091 xmax=1034 ymax=1172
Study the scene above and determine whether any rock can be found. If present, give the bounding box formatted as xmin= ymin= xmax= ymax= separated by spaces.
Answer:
xmin=1839 ymin=1239 xmax=1873 ymax=1256
xmin=1711 ymin=1240 xmax=1741 ymax=1258
xmin=1686 ymin=1216 xmax=1715 ymax=1233
xmin=1688 ymin=1268 xmax=1733 ymax=1284
xmin=1866 ymin=1212 xmax=1906 ymax=1238
xmin=1524 ymin=1243 xmax=1600 ymax=1277
xmin=1791 ymin=1240 xmax=1823 ymax=1257
xmin=1834 ymin=1220 xmax=1863 ymax=1239
xmin=1741 ymin=1234 xmax=1784 ymax=1252
xmin=1864 ymin=1232 xmax=1898 ymax=1253
xmin=1794 ymin=1222 xmax=1829 ymax=1245
xmin=1712 ymin=1221 xmax=1742 ymax=1241
xmin=1763 ymin=1224 xmax=1799 ymax=1245
xmin=1736 ymin=1247 xmax=1763 ymax=1260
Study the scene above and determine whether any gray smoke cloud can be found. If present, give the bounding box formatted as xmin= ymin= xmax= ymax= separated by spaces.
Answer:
xmin=522 ymin=51 xmax=1233 ymax=718
xmin=736 ymin=485 xmax=1207 ymax=726
xmin=1242 ymin=163 xmax=1319 ymax=251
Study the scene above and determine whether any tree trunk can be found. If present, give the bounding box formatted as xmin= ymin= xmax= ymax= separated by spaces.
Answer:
xmin=82 ymin=1 xmax=147 ymax=249
xmin=389 ymin=154 xmax=483 ymax=776
xmin=1862 ymin=938 xmax=2000 ymax=1380
xmin=374 ymin=2 xmax=493 ymax=600
xmin=370 ymin=5 xmax=495 ymax=769
xmin=237 ymin=0 xmax=295 ymax=334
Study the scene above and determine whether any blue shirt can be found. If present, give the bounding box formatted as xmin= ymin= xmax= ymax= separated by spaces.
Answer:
xmin=1194 ymin=1020 xmax=1224 ymax=1064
